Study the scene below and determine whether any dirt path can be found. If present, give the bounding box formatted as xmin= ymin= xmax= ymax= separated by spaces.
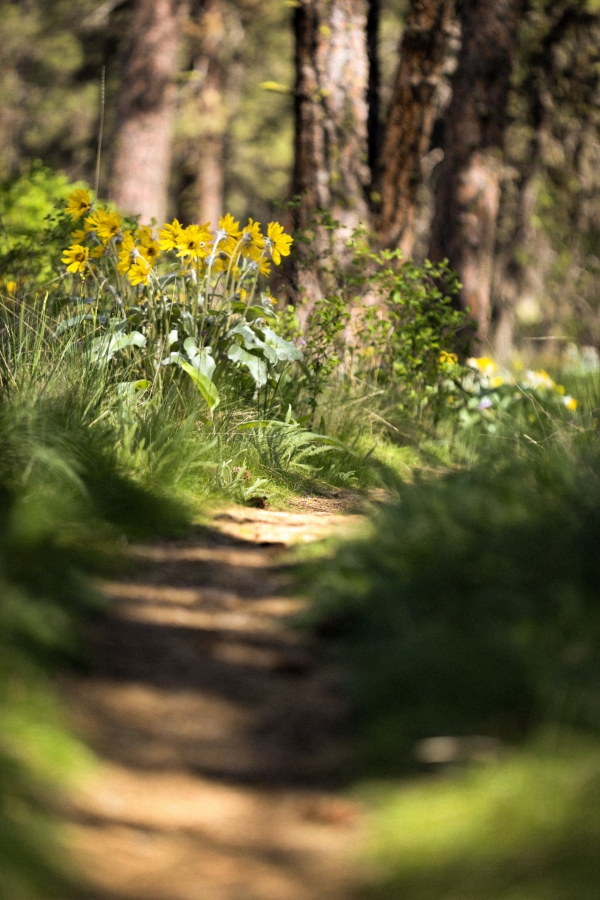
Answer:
xmin=60 ymin=504 xmax=365 ymax=900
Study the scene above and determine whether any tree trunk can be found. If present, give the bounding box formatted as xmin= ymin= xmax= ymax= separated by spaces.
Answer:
xmin=366 ymin=0 xmax=381 ymax=181
xmin=110 ymin=0 xmax=188 ymax=224
xmin=194 ymin=0 xmax=226 ymax=226
xmin=292 ymin=0 xmax=371 ymax=305
xmin=292 ymin=0 xmax=370 ymax=233
xmin=429 ymin=0 xmax=523 ymax=345
xmin=377 ymin=0 xmax=455 ymax=256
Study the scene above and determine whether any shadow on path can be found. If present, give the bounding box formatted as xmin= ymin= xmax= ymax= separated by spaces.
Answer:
xmin=60 ymin=506 xmax=364 ymax=900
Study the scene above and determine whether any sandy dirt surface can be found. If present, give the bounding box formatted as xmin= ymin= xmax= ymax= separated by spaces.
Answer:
xmin=59 ymin=504 xmax=366 ymax=900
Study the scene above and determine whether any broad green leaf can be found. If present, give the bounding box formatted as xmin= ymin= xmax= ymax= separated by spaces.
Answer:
xmin=54 ymin=314 xmax=92 ymax=335
xmin=183 ymin=336 xmax=199 ymax=357
xmin=91 ymin=330 xmax=146 ymax=361
xmin=181 ymin=338 xmax=216 ymax=381
xmin=229 ymin=323 xmax=265 ymax=350
xmin=227 ymin=343 xmax=268 ymax=387
xmin=229 ymin=323 xmax=277 ymax=365
xmin=192 ymin=347 xmax=216 ymax=381
xmin=178 ymin=359 xmax=220 ymax=409
xmin=260 ymin=326 xmax=303 ymax=362
xmin=116 ymin=379 xmax=151 ymax=398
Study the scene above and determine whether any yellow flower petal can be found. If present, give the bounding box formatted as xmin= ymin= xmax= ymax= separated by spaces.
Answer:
xmin=61 ymin=243 xmax=89 ymax=274
xmin=66 ymin=188 xmax=91 ymax=219
xmin=266 ymin=221 xmax=293 ymax=265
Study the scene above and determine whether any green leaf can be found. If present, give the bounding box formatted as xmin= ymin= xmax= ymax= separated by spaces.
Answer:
xmin=91 ymin=330 xmax=146 ymax=361
xmin=193 ymin=347 xmax=216 ymax=380
xmin=227 ymin=343 xmax=268 ymax=387
xmin=182 ymin=338 xmax=216 ymax=380
xmin=260 ymin=326 xmax=303 ymax=362
xmin=229 ymin=323 xmax=265 ymax=350
xmin=116 ymin=379 xmax=151 ymax=398
xmin=54 ymin=313 xmax=93 ymax=335
xmin=178 ymin=359 xmax=220 ymax=409
xmin=229 ymin=323 xmax=277 ymax=365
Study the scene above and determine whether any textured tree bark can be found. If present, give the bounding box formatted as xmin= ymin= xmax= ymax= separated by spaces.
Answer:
xmin=429 ymin=0 xmax=523 ymax=344
xmin=194 ymin=0 xmax=225 ymax=226
xmin=292 ymin=0 xmax=371 ymax=305
xmin=110 ymin=0 xmax=188 ymax=224
xmin=292 ymin=0 xmax=370 ymax=232
xmin=376 ymin=0 xmax=456 ymax=257
xmin=366 ymin=0 xmax=381 ymax=180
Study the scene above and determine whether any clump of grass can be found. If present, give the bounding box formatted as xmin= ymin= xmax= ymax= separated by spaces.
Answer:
xmin=357 ymin=734 xmax=600 ymax=900
xmin=300 ymin=400 xmax=600 ymax=772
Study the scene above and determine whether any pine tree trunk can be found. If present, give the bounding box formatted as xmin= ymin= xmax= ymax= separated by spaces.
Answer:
xmin=376 ymin=0 xmax=455 ymax=257
xmin=292 ymin=0 xmax=371 ymax=305
xmin=429 ymin=0 xmax=523 ymax=344
xmin=195 ymin=0 xmax=225 ymax=227
xmin=292 ymin=0 xmax=370 ymax=233
xmin=366 ymin=0 xmax=381 ymax=180
xmin=110 ymin=0 xmax=188 ymax=224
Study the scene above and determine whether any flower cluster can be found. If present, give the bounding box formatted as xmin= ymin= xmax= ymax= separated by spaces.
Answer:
xmin=468 ymin=357 xmax=578 ymax=412
xmin=60 ymin=189 xmax=293 ymax=288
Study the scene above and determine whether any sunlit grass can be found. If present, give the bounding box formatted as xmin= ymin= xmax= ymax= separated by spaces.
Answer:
xmin=357 ymin=734 xmax=600 ymax=900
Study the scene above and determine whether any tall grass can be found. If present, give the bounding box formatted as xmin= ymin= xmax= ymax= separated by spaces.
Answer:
xmin=299 ymin=388 xmax=600 ymax=771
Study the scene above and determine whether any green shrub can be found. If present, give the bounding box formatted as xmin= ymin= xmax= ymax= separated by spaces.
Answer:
xmin=301 ymin=417 xmax=600 ymax=771
xmin=0 ymin=162 xmax=78 ymax=297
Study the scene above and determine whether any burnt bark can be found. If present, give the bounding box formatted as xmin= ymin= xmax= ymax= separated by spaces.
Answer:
xmin=292 ymin=0 xmax=370 ymax=233
xmin=429 ymin=0 xmax=523 ymax=344
xmin=366 ymin=0 xmax=381 ymax=179
xmin=110 ymin=0 xmax=188 ymax=224
xmin=376 ymin=0 xmax=455 ymax=256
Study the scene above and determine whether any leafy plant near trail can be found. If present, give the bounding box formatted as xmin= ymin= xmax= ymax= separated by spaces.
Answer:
xmin=300 ymin=393 xmax=599 ymax=772
xmin=284 ymin=212 xmax=469 ymax=430
xmin=0 ymin=162 xmax=79 ymax=298
xmin=56 ymin=187 xmax=300 ymax=411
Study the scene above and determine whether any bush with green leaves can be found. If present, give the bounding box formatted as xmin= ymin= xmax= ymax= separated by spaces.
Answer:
xmin=0 ymin=162 xmax=78 ymax=299
xmin=300 ymin=403 xmax=600 ymax=772
xmin=285 ymin=212 xmax=469 ymax=430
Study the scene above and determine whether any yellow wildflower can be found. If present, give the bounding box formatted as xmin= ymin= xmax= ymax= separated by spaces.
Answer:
xmin=266 ymin=221 xmax=293 ymax=265
xmin=490 ymin=375 xmax=504 ymax=388
xmin=524 ymin=369 xmax=555 ymax=391
xmin=439 ymin=350 xmax=458 ymax=365
xmin=139 ymin=241 xmax=160 ymax=266
xmin=217 ymin=213 xmax=242 ymax=253
xmin=176 ymin=223 xmax=212 ymax=261
xmin=240 ymin=219 xmax=265 ymax=260
xmin=563 ymin=395 xmax=578 ymax=412
xmin=554 ymin=384 xmax=566 ymax=395
xmin=219 ymin=213 xmax=241 ymax=239
xmin=86 ymin=208 xmax=121 ymax=244
xmin=2 ymin=279 xmax=17 ymax=299
xmin=62 ymin=243 xmax=89 ymax=274
xmin=66 ymin=188 xmax=91 ymax=219
xmin=71 ymin=228 xmax=88 ymax=243
xmin=90 ymin=244 xmax=106 ymax=258
xmin=117 ymin=231 xmax=136 ymax=274
xmin=158 ymin=219 xmax=184 ymax=253
xmin=127 ymin=256 xmax=151 ymax=286
xmin=258 ymin=256 xmax=271 ymax=277
xmin=468 ymin=356 xmax=497 ymax=376
xmin=138 ymin=226 xmax=160 ymax=266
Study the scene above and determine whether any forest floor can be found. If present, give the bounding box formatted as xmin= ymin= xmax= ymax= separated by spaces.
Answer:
xmin=58 ymin=500 xmax=367 ymax=900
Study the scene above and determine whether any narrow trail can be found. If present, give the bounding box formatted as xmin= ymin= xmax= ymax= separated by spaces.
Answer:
xmin=60 ymin=503 xmax=365 ymax=900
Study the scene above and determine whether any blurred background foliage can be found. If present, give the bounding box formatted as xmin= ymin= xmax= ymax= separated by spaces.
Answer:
xmin=1 ymin=0 xmax=600 ymax=349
